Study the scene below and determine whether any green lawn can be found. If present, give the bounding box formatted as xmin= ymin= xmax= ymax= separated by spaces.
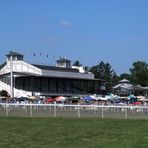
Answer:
xmin=0 ymin=117 xmax=148 ymax=148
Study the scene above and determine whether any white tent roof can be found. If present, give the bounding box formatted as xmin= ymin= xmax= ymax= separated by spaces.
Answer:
xmin=119 ymin=79 xmax=130 ymax=83
xmin=113 ymin=83 xmax=133 ymax=90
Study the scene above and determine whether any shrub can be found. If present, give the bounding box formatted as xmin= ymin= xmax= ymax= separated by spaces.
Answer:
xmin=0 ymin=90 xmax=9 ymax=97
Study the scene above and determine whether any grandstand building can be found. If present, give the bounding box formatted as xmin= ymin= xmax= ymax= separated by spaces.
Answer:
xmin=0 ymin=51 xmax=106 ymax=97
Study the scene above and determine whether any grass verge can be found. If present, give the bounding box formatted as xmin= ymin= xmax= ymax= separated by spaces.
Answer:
xmin=0 ymin=117 xmax=148 ymax=148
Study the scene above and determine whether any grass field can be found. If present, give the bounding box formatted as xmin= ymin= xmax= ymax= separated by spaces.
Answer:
xmin=0 ymin=117 xmax=148 ymax=148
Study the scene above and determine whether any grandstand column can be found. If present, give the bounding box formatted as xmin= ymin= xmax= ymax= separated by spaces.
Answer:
xmin=31 ymin=77 xmax=33 ymax=96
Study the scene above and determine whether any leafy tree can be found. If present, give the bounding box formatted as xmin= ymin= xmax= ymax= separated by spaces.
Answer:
xmin=89 ymin=65 xmax=100 ymax=79
xmin=130 ymin=61 xmax=148 ymax=86
xmin=90 ymin=61 xmax=117 ymax=91
xmin=119 ymin=73 xmax=131 ymax=81
xmin=0 ymin=90 xmax=9 ymax=97
xmin=73 ymin=60 xmax=82 ymax=67
xmin=112 ymin=72 xmax=120 ymax=86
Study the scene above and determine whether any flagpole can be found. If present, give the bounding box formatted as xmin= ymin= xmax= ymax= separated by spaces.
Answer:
xmin=10 ymin=53 xmax=13 ymax=98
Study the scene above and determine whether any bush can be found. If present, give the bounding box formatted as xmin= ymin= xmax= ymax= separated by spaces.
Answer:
xmin=0 ymin=90 xmax=9 ymax=97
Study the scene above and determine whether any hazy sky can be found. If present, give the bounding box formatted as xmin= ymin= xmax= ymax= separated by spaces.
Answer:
xmin=0 ymin=0 xmax=148 ymax=74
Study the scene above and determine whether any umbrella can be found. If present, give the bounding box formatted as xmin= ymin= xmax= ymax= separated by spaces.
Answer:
xmin=16 ymin=97 xmax=29 ymax=101
xmin=133 ymin=102 xmax=142 ymax=105
xmin=95 ymin=96 xmax=107 ymax=101
xmin=70 ymin=96 xmax=80 ymax=100
xmin=82 ymin=96 xmax=95 ymax=101
xmin=28 ymin=96 xmax=36 ymax=100
xmin=55 ymin=96 xmax=68 ymax=102
xmin=128 ymin=94 xmax=136 ymax=99
xmin=45 ymin=97 xmax=55 ymax=103
xmin=113 ymin=99 xmax=123 ymax=103
xmin=137 ymin=95 xmax=146 ymax=100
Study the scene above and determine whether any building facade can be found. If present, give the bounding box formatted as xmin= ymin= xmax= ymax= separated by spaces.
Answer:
xmin=112 ymin=79 xmax=148 ymax=97
xmin=0 ymin=51 xmax=106 ymax=97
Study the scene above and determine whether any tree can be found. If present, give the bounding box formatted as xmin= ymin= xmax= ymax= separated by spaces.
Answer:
xmin=119 ymin=73 xmax=131 ymax=81
xmin=130 ymin=61 xmax=148 ymax=86
xmin=89 ymin=65 xmax=100 ymax=79
xmin=0 ymin=90 xmax=9 ymax=97
xmin=112 ymin=72 xmax=120 ymax=86
xmin=73 ymin=60 xmax=82 ymax=67
xmin=90 ymin=61 xmax=117 ymax=91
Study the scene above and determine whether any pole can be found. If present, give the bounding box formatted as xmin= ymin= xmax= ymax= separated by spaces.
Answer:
xmin=30 ymin=105 xmax=33 ymax=117
xmin=125 ymin=107 xmax=128 ymax=119
xmin=10 ymin=54 xmax=13 ymax=98
xmin=77 ymin=103 xmax=80 ymax=118
xmin=101 ymin=103 xmax=104 ymax=118
xmin=54 ymin=102 xmax=57 ymax=117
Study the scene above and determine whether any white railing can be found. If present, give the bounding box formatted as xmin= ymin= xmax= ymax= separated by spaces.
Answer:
xmin=1 ymin=103 xmax=148 ymax=119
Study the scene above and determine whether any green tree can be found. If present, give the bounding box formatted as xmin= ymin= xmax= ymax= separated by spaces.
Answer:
xmin=130 ymin=61 xmax=148 ymax=86
xmin=112 ymin=72 xmax=120 ymax=86
xmin=0 ymin=90 xmax=9 ymax=97
xmin=119 ymin=73 xmax=131 ymax=81
xmin=90 ymin=61 xmax=117 ymax=91
xmin=73 ymin=60 xmax=82 ymax=66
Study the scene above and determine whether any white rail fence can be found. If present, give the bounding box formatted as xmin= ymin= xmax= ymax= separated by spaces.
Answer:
xmin=1 ymin=103 xmax=148 ymax=119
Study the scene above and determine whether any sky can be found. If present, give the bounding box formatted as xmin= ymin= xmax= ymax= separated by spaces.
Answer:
xmin=0 ymin=0 xmax=148 ymax=75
